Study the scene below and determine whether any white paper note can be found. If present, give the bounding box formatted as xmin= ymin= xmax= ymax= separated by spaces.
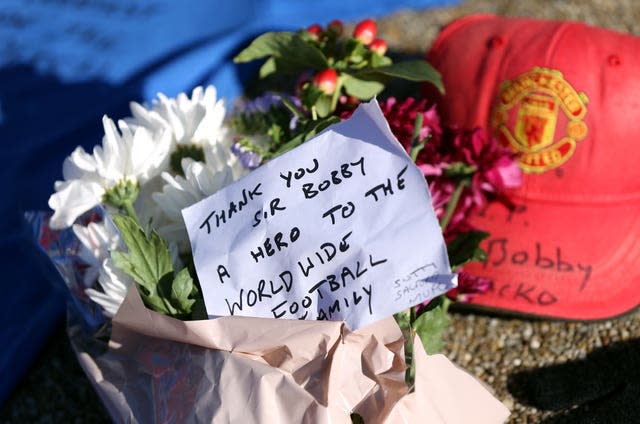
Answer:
xmin=183 ymin=100 xmax=456 ymax=330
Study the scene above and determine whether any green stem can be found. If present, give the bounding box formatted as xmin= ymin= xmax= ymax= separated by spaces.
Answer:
xmin=410 ymin=113 xmax=425 ymax=162
xmin=439 ymin=179 xmax=468 ymax=231
xmin=123 ymin=200 xmax=141 ymax=226
xmin=311 ymin=105 xmax=318 ymax=121
xmin=405 ymin=305 xmax=417 ymax=391
xmin=330 ymin=75 xmax=344 ymax=113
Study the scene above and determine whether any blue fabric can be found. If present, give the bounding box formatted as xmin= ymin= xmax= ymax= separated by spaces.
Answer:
xmin=0 ymin=0 xmax=458 ymax=405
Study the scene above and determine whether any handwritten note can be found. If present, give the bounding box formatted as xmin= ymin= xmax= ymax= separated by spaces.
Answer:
xmin=182 ymin=100 xmax=456 ymax=330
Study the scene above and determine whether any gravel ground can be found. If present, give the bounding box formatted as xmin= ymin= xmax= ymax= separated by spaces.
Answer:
xmin=2 ymin=1 xmax=639 ymax=423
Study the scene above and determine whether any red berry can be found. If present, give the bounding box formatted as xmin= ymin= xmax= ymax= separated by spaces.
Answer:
xmin=353 ymin=18 xmax=377 ymax=45
xmin=307 ymin=24 xmax=322 ymax=35
xmin=369 ymin=38 xmax=388 ymax=55
xmin=313 ymin=68 xmax=338 ymax=95
xmin=306 ymin=23 xmax=322 ymax=40
xmin=327 ymin=19 xmax=343 ymax=36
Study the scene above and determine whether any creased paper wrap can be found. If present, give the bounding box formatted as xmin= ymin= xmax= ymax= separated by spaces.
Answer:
xmin=67 ymin=286 xmax=509 ymax=423
xmin=29 ymin=212 xmax=509 ymax=422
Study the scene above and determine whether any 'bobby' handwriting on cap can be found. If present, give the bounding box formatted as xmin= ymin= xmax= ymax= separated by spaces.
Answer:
xmin=483 ymin=238 xmax=593 ymax=291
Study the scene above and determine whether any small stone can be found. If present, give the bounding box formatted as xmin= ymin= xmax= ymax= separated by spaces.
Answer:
xmin=502 ymin=397 xmax=514 ymax=411
xmin=522 ymin=324 xmax=533 ymax=339
xmin=530 ymin=337 xmax=541 ymax=349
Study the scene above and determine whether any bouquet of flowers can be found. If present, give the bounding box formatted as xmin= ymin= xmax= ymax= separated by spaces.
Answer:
xmin=32 ymin=18 xmax=515 ymax=423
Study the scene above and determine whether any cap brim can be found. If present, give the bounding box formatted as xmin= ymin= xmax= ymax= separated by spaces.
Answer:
xmin=463 ymin=195 xmax=640 ymax=320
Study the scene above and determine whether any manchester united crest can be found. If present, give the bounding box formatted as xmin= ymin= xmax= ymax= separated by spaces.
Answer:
xmin=491 ymin=67 xmax=589 ymax=173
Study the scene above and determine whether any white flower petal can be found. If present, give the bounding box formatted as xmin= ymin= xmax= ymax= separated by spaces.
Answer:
xmin=73 ymin=220 xmax=120 ymax=264
xmin=48 ymin=180 xmax=104 ymax=229
xmin=101 ymin=116 xmax=125 ymax=177
xmin=86 ymin=258 xmax=132 ymax=318
xmin=63 ymin=146 xmax=97 ymax=179
xmin=85 ymin=288 xmax=122 ymax=317
xmin=151 ymin=149 xmax=248 ymax=252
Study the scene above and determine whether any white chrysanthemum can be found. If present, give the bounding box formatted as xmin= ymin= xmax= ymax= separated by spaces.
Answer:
xmin=152 ymin=147 xmax=248 ymax=251
xmin=128 ymin=86 xmax=231 ymax=173
xmin=85 ymin=258 xmax=132 ymax=318
xmin=73 ymin=219 xmax=121 ymax=287
xmin=48 ymin=116 xmax=171 ymax=229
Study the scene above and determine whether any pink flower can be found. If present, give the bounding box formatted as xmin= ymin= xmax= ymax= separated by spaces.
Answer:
xmin=447 ymin=271 xmax=492 ymax=302
xmin=430 ymin=126 xmax=523 ymax=237
xmin=378 ymin=97 xmax=442 ymax=155
xmin=450 ymin=127 xmax=522 ymax=195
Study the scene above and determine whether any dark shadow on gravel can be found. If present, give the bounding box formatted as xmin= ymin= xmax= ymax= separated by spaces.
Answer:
xmin=507 ymin=338 xmax=640 ymax=424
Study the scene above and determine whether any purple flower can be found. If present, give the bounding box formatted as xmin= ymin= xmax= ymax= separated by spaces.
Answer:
xmin=236 ymin=92 xmax=302 ymax=115
xmin=231 ymin=142 xmax=262 ymax=169
xmin=238 ymin=93 xmax=283 ymax=114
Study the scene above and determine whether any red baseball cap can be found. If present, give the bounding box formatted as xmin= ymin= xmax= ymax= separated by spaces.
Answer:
xmin=426 ymin=14 xmax=640 ymax=320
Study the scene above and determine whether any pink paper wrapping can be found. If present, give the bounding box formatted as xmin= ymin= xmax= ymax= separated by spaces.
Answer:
xmin=69 ymin=287 xmax=509 ymax=423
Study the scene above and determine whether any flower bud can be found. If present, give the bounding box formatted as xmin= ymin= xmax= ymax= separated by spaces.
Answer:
xmin=313 ymin=68 xmax=338 ymax=95
xmin=306 ymin=23 xmax=322 ymax=40
xmin=327 ymin=19 xmax=343 ymax=36
xmin=369 ymin=38 xmax=388 ymax=56
xmin=353 ymin=18 xmax=377 ymax=45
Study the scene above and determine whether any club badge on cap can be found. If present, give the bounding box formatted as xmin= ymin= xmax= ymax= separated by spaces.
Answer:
xmin=492 ymin=67 xmax=589 ymax=173
xmin=427 ymin=14 xmax=640 ymax=320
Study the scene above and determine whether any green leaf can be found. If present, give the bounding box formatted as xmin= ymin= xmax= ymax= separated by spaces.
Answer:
xmin=370 ymin=53 xmax=393 ymax=68
xmin=259 ymin=57 xmax=277 ymax=78
xmin=357 ymin=60 xmax=444 ymax=93
xmin=444 ymin=161 xmax=477 ymax=178
xmin=344 ymin=38 xmax=368 ymax=65
xmin=269 ymin=115 xmax=340 ymax=157
xmin=279 ymin=95 xmax=305 ymax=118
xmin=300 ymin=84 xmax=323 ymax=111
xmin=189 ymin=280 xmax=208 ymax=320
xmin=447 ymin=230 xmax=489 ymax=268
xmin=111 ymin=214 xmax=203 ymax=319
xmin=350 ymin=413 xmax=365 ymax=424
xmin=342 ymin=74 xmax=385 ymax=99
xmin=393 ymin=309 xmax=411 ymax=333
xmin=314 ymin=95 xmax=332 ymax=118
xmin=111 ymin=215 xmax=172 ymax=296
xmin=172 ymin=267 xmax=196 ymax=312
xmin=413 ymin=296 xmax=451 ymax=354
xmin=156 ymin=273 xmax=179 ymax=315
xmin=234 ymin=32 xmax=328 ymax=71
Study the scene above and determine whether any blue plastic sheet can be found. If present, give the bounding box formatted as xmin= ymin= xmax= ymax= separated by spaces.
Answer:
xmin=0 ymin=0 xmax=458 ymax=405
